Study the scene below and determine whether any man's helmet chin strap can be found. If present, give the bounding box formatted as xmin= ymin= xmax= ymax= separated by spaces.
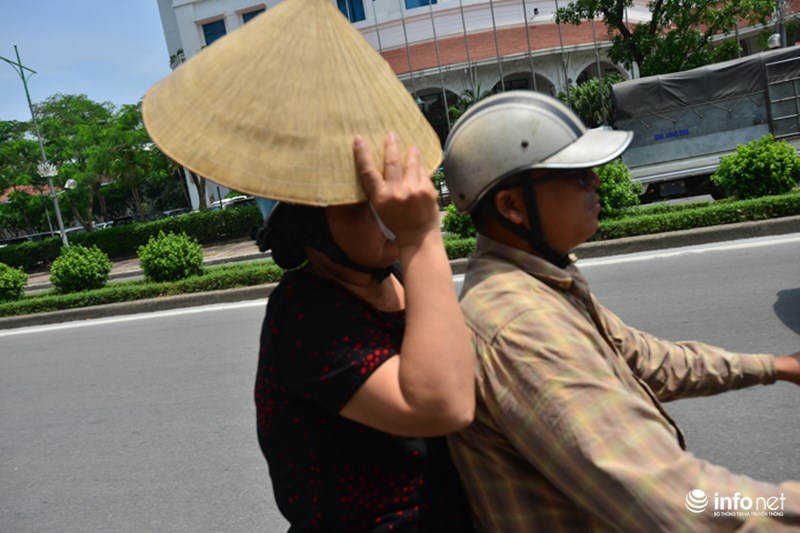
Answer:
xmin=486 ymin=180 xmax=571 ymax=269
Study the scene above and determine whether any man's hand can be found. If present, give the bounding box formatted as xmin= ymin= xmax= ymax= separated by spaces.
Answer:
xmin=775 ymin=352 xmax=800 ymax=385
xmin=353 ymin=133 xmax=440 ymax=248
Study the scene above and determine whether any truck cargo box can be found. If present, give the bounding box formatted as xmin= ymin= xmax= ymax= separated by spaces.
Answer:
xmin=610 ymin=46 xmax=800 ymax=201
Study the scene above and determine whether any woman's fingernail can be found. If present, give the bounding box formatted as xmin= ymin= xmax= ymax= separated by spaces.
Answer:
xmin=354 ymin=135 xmax=364 ymax=147
xmin=388 ymin=131 xmax=397 ymax=142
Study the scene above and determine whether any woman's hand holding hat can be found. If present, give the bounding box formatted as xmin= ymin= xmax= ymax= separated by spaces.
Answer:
xmin=353 ymin=133 xmax=440 ymax=249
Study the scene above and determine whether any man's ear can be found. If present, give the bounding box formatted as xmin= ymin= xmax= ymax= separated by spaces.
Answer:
xmin=493 ymin=188 xmax=527 ymax=226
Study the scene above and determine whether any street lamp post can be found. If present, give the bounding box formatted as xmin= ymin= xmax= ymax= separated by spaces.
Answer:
xmin=37 ymin=162 xmax=70 ymax=247
xmin=1 ymin=45 xmax=70 ymax=247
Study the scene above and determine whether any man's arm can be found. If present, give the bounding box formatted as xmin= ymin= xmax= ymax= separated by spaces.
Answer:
xmin=482 ymin=308 xmax=800 ymax=531
xmin=597 ymin=300 xmax=782 ymax=401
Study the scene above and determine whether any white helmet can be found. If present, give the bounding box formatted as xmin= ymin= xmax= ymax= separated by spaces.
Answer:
xmin=443 ymin=91 xmax=633 ymax=213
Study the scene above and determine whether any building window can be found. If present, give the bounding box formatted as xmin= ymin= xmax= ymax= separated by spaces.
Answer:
xmin=202 ymin=19 xmax=226 ymax=46
xmin=242 ymin=8 xmax=265 ymax=23
xmin=337 ymin=0 xmax=365 ymax=22
xmin=405 ymin=0 xmax=437 ymax=9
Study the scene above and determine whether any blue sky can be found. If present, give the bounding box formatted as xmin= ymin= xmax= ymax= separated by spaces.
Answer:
xmin=0 ymin=1 xmax=172 ymax=122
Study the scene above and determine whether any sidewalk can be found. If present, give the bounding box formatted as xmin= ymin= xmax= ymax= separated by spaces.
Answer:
xmin=6 ymin=214 xmax=800 ymax=330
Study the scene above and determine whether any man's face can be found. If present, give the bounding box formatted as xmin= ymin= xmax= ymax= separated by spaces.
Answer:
xmin=529 ymin=168 xmax=601 ymax=255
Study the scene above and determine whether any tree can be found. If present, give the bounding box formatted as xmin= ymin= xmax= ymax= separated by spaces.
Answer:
xmin=448 ymin=83 xmax=493 ymax=122
xmin=91 ymin=103 xmax=155 ymax=221
xmin=140 ymin=153 xmax=191 ymax=214
xmin=558 ymin=73 xmax=624 ymax=127
xmin=2 ymin=94 xmax=194 ymax=234
xmin=35 ymin=94 xmax=115 ymax=230
xmin=0 ymin=120 xmax=51 ymax=235
xmin=186 ymin=169 xmax=208 ymax=211
xmin=556 ymin=0 xmax=775 ymax=76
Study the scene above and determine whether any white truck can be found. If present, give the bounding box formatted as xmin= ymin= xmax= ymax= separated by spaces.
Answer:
xmin=610 ymin=46 xmax=800 ymax=202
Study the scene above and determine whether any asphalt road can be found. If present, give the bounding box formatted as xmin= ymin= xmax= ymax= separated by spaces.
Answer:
xmin=0 ymin=302 xmax=285 ymax=533
xmin=1 ymin=233 xmax=798 ymax=532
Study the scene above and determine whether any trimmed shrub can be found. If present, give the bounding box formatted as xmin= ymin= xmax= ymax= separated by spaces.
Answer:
xmin=50 ymin=244 xmax=112 ymax=294
xmin=138 ymin=231 xmax=204 ymax=282
xmin=596 ymin=159 xmax=643 ymax=219
xmin=712 ymin=135 xmax=800 ymax=199
xmin=442 ymin=203 xmax=476 ymax=238
xmin=0 ymin=262 xmax=28 ymax=303
xmin=444 ymin=236 xmax=476 ymax=260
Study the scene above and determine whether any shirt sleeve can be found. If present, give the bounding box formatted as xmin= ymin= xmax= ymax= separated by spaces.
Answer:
xmin=479 ymin=306 xmax=800 ymax=531
xmin=271 ymin=282 xmax=399 ymax=414
xmin=595 ymin=298 xmax=777 ymax=402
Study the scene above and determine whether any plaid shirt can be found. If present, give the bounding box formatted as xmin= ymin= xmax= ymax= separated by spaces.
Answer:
xmin=449 ymin=235 xmax=800 ymax=532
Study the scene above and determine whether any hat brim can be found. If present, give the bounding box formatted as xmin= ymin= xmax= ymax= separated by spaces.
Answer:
xmin=537 ymin=128 xmax=633 ymax=169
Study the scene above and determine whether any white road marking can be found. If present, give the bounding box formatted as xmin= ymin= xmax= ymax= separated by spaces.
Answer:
xmin=0 ymin=299 xmax=267 ymax=338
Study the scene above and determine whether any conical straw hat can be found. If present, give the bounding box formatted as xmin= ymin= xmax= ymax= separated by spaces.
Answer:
xmin=143 ymin=0 xmax=442 ymax=206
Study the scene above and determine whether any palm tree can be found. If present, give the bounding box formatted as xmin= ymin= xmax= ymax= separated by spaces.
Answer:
xmin=448 ymin=83 xmax=492 ymax=121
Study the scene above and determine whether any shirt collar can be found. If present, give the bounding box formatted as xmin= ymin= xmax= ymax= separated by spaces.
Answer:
xmin=473 ymin=234 xmax=578 ymax=291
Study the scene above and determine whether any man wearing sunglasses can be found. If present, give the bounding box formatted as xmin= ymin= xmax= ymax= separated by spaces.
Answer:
xmin=443 ymin=91 xmax=800 ymax=531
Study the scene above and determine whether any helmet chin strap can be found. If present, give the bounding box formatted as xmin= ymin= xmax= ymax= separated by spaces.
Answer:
xmin=487 ymin=180 xmax=571 ymax=268
xmin=305 ymin=208 xmax=394 ymax=282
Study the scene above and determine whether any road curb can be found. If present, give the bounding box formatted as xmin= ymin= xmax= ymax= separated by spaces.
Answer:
xmin=3 ymin=216 xmax=799 ymax=330
xmin=574 ymin=214 xmax=800 ymax=258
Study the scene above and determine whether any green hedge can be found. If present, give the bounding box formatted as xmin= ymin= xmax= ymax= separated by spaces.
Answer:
xmin=0 ymin=259 xmax=283 ymax=318
xmin=437 ymin=192 xmax=800 ymax=250
xmin=608 ymin=199 xmax=715 ymax=219
xmin=593 ymin=191 xmax=800 ymax=241
xmin=0 ymin=206 xmax=262 ymax=271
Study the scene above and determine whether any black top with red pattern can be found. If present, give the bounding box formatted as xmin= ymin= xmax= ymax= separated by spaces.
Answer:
xmin=255 ymin=269 xmax=473 ymax=532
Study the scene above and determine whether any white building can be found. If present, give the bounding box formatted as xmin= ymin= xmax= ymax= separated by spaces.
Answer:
xmin=154 ymin=0 xmax=783 ymax=208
